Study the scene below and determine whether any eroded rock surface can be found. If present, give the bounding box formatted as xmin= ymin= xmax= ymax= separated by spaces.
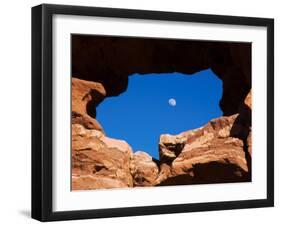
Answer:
xmin=72 ymin=79 xmax=252 ymax=190
xmin=72 ymin=124 xmax=133 ymax=190
xmin=72 ymin=77 xmax=106 ymax=132
xmin=156 ymin=114 xmax=250 ymax=186
xmin=159 ymin=134 xmax=186 ymax=162
xmin=130 ymin=151 xmax=159 ymax=186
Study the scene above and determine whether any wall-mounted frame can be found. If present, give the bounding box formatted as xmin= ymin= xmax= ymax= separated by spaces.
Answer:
xmin=32 ymin=4 xmax=274 ymax=222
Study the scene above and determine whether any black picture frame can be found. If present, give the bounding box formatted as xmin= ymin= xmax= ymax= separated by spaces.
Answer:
xmin=32 ymin=3 xmax=274 ymax=222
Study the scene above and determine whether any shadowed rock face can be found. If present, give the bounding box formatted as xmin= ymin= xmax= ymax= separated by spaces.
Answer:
xmin=72 ymin=78 xmax=252 ymax=190
xmin=72 ymin=35 xmax=251 ymax=116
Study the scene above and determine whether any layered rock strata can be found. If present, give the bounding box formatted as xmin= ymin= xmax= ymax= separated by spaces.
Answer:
xmin=156 ymin=114 xmax=250 ymax=186
xmin=72 ymin=78 xmax=252 ymax=190
xmin=72 ymin=124 xmax=133 ymax=190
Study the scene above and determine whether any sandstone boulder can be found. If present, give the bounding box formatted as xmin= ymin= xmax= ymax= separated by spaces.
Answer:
xmin=159 ymin=134 xmax=186 ymax=162
xmin=72 ymin=124 xmax=133 ymax=190
xmin=130 ymin=151 xmax=159 ymax=186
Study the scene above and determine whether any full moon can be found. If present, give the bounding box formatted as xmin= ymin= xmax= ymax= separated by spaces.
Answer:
xmin=168 ymin=98 xmax=177 ymax=106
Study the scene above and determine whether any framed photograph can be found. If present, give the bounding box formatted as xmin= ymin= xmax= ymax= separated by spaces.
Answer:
xmin=32 ymin=4 xmax=274 ymax=221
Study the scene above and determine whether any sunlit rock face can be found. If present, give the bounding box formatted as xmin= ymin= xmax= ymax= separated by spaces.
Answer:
xmin=156 ymin=114 xmax=250 ymax=186
xmin=72 ymin=124 xmax=133 ymax=190
xmin=130 ymin=151 xmax=159 ymax=187
xmin=71 ymin=78 xmax=252 ymax=190
xmin=72 ymin=77 xmax=106 ymax=132
xmin=159 ymin=134 xmax=186 ymax=163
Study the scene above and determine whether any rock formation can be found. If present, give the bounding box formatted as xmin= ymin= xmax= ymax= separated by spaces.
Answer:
xmin=72 ymin=35 xmax=251 ymax=116
xmin=71 ymin=78 xmax=252 ymax=190
xmin=72 ymin=123 xmax=133 ymax=190
xmin=156 ymin=114 xmax=250 ymax=186
xmin=71 ymin=29 xmax=252 ymax=190
xmin=72 ymin=77 xmax=106 ymax=132
xmin=130 ymin=151 xmax=159 ymax=186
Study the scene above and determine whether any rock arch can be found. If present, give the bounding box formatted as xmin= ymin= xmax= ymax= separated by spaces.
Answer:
xmin=72 ymin=35 xmax=251 ymax=116
xmin=71 ymin=35 xmax=252 ymax=189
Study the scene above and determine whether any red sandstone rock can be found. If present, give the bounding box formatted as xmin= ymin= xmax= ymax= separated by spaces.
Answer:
xmin=247 ymin=131 xmax=252 ymax=157
xmin=72 ymin=175 xmax=129 ymax=190
xmin=71 ymin=78 xmax=252 ymax=189
xmin=243 ymin=90 xmax=252 ymax=158
xmin=72 ymin=124 xmax=133 ymax=190
xmin=156 ymin=114 xmax=250 ymax=185
xmin=130 ymin=151 xmax=159 ymax=186
xmin=72 ymin=77 xmax=106 ymax=132
xmin=159 ymin=134 xmax=186 ymax=162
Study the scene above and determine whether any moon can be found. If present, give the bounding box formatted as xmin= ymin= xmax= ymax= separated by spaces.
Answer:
xmin=168 ymin=98 xmax=177 ymax=107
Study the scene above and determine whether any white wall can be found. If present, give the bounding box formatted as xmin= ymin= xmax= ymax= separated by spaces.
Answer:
xmin=0 ymin=0 xmax=279 ymax=225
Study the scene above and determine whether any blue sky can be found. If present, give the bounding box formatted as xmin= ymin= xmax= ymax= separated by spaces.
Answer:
xmin=96 ymin=69 xmax=222 ymax=159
